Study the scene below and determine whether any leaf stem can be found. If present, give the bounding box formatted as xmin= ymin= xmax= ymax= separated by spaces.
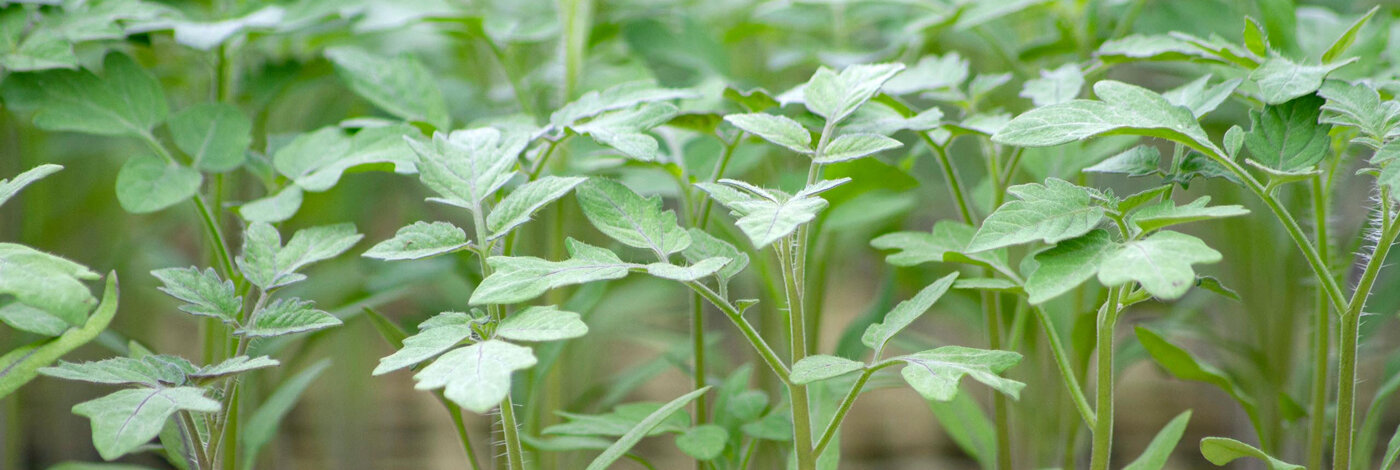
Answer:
xmin=1033 ymin=305 xmax=1095 ymax=426
xmin=684 ymin=281 xmax=791 ymax=381
xmin=778 ymin=238 xmax=815 ymax=470
xmin=179 ymin=410 xmax=208 ymax=470
xmin=812 ymin=361 xmax=897 ymax=457
xmin=921 ymin=134 xmax=975 ymax=224
xmin=1306 ymin=175 xmax=1332 ymax=470
xmin=443 ymin=400 xmax=483 ymax=470
xmin=983 ymin=288 xmax=1011 ymax=469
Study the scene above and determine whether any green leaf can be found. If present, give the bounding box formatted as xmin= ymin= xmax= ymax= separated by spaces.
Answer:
xmin=993 ymin=80 xmax=1220 ymax=156
xmin=408 ymin=128 xmax=526 ymax=212
xmin=1162 ymin=76 xmax=1242 ymax=118
xmin=1244 ymin=94 xmax=1331 ymax=172
xmin=927 ymin=386 xmax=995 ymax=467
xmin=723 ymin=86 xmax=779 ymax=112
xmin=644 ymin=257 xmax=730 ymax=282
xmin=862 ymin=272 xmax=959 ymax=353
xmin=238 ymin=186 xmax=303 ymax=223
xmin=0 ymin=303 xmax=67 ymax=336
xmin=682 ymin=229 xmax=748 ymax=282
xmin=0 ymin=243 xmax=99 ymax=326
xmin=724 ymin=113 xmax=812 ymax=154
xmin=883 ymin=53 xmax=968 ymax=95
xmin=150 ymin=267 xmax=241 ymax=325
xmin=896 ymin=346 xmax=1025 ymax=401
xmin=471 ymin=239 xmax=634 ymax=305
xmin=1249 ymin=56 xmax=1353 ymax=105
xmin=816 ymin=133 xmax=902 ymax=164
xmin=1019 ymin=63 xmax=1084 ymax=107
xmin=547 ymin=402 xmax=691 ymax=437
xmin=1382 ymin=164 xmax=1400 ymax=202
xmin=1128 ymin=196 xmax=1249 ymax=232
xmin=1135 ymin=327 xmax=1256 ymax=413
xmin=696 ymin=178 xmax=848 ymax=249
xmin=1243 ymin=17 xmax=1269 ymax=56
xmin=550 ymin=82 xmax=700 ymax=129
xmin=1084 ymin=145 xmax=1161 ymax=177
xmin=1321 ymin=6 xmax=1379 ymax=64
xmin=414 ymin=339 xmax=537 ymax=413
xmin=363 ymin=221 xmax=469 ymax=261
xmin=373 ymin=315 xmax=474 ymax=375
xmin=966 ymin=178 xmax=1105 ymax=252
xmin=237 ymin=223 xmax=363 ymax=290
xmin=675 ymin=424 xmax=728 ymax=461
xmin=802 ymin=63 xmax=905 ymax=125
xmin=170 ymin=6 xmax=283 ymax=51
xmin=571 ymin=102 xmax=677 ymax=161
xmin=497 ymin=305 xmax=588 ymax=342
xmin=189 ymin=355 xmax=279 ymax=382
xmin=1098 ymin=231 xmax=1222 ymax=299
xmin=585 ymin=387 xmax=711 ymax=470
xmin=741 ymin=410 xmax=792 ymax=441
xmin=1199 ymin=437 xmax=1302 ymax=470
xmin=274 ymin=124 xmax=419 ymax=192
xmin=115 ymin=155 xmax=202 ymax=214
xmin=168 ymin=103 xmax=250 ymax=172
xmin=790 ymin=355 xmax=865 ymax=385
xmin=235 ymin=298 xmax=341 ymax=337
xmin=0 ymin=163 xmax=62 ymax=208
xmin=241 ymin=360 xmax=330 ymax=470
xmin=487 ymin=176 xmax=586 ymax=238
xmin=1096 ymin=34 xmax=1236 ymax=66
xmin=72 ymin=387 xmax=220 ymax=460
xmin=870 ymin=221 xmax=1011 ymax=271
xmin=575 ymin=178 xmax=690 ymax=256
xmin=1316 ymin=80 xmax=1400 ymax=146
xmin=0 ymin=273 xmax=117 ymax=399
xmin=1 ymin=52 xmax=166 ymax=136
xmin=40 ymin=356 xmax=175 ymax=387
xmin=1025 ymin=229 xmax=1113 ymax=305
xmin=1383 ymin=423 xmax=1400 ymax=470
xmin=325 ymin=46 xmax=449 ymax=129
xmin=1123 ymin=410 xmax=1192 ymax=470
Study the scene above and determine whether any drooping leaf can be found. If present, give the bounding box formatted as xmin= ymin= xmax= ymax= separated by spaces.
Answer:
xmin=274 ymin=124 xmax=419 ymax=192
xmin=325 ymin=46 xmax=449 ymax=129
xmin=0 ymin=243 xmax=99 ymax=326
xmin=0 ymin=274 xmax=117 ymax=399
xmin=681 ymin=229 xmax=748 ymax=282
xmin=1019 ymin=63 xmax=1084 ymax=106
xmin=413 ymin=339 xmax=537 ymax=413
xmin=1096 ymin=34 xmax=1236 ymax=66
xmin=816 ymin=133 xmax=903 ymax=164
xmin=1162 ymin=75 xmax=1242 ymax=118
xmin=235 ymin=298 xmax=342 ymax=337
xmin=1122 ymin=410 xmax=1192 ymax=470
xmin=0 ymin=52 xmax=166 ymax=136
xmin=1024 ymin=229 xmax=1113 ymax=305
xmin=696 ymin=178 xmax=849 ymax=249
xmin=238 ymin=186 xmax=303 ymax=223
xmin=114 ymin=154 xmax=202 ymax=214
xmin=1199 ymin=437 xmax=1302 ymax=470
xmin=585 ymin=387 xmax=710 ymax=470
xmin=802 ymin=63 xmax=905 ymax=125
xmin=675 ymin=424 xmax=728 ymax=461
xmin=363 ymin=221 xmax=469 ymax=261
xmin=1098 ymin=231 xmax=1222 ymax=299
xmin=496 ymin=305 xmax=588 ymax=342
xmin=644 ymin=257 xmax=730 ymax=282
xmin=966 ymin=178 xmax=1105 ymax=252
xmin=575 ymin=179 xmax=690 ymax=256
xmin=724 ymin=113 xmax=812 ymax=154
xmin=40 ymin=356 xmax=176 ymax=387
xmin=1244 ymin=94 xmax=1331 ymax=172
xmin=862 ymin=272 xmax=959 ymax=354
xmin=241 ymin=360 xmax=330 ymax=470
xmin=0 ymin=164 xmax=62 ymax=208
xmin=471 ymin=239 xmax=634 ymax=305
xmin=870 ymin=221 xmax=1011 ymax=271
xmin=896 ymin=346 xmax=1025 ymax=401
xmin=570 ymin=103 xmax=677 ymax=161
xmin=168 ymin=103 xmax=250 ymax=172
xmin=790 ymin=355 xmax=865 ymax=385
xmin=1084 ymin=145 xmax=1161 ymax=177
xmin=1128 ymin=197 xmax=1249 ymax=233
xmin=993 ymin=80 xmax=1220 ymax=156
xmin=487 ymin=176 xmax=586 ymax=239
xmin=549 ymin=82 xmax=700 ymax=129
xmin=72 ymin=387 xmax=220 ymax=460
xmin=1249 ymin=56 xmax=1352 ymax=105
xmin=1135 ymin=327 xmax=1256 ymax=414
xmin=150 ymin=267 xmax=241 ymax=324
xmin=374 ymin=316 xmax=474 ymax=375
xmin=188 ymin=355 xmax=279 ymax=382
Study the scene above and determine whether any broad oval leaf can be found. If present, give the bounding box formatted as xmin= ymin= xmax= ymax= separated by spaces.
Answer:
xmin=1020 ymin=63 xmax=1084 ymax=107
xmin=1199 ymin=437 xmax=1303 ymax=470
xmin=816 ymin=133 xmax=902 ymax=164
xmin=238 ymin=186 xmax=303 ymax=223
xmin=72 ymin=387 xmax=219 ymax=461
xmin=363 ymin=221 xmax=469 ymax=261
xmin=0 ymin=52 xmax=167 ymax=136
xmin=1024 ymin=229 xmax=1114 ymax=305
xmin=325 ymin=46 xmax=449 ymax=129
xmin=1098 ymin=231 xmax=1222 ymax=299
xmin=724 ymin=113 xmax=812 ymax=154
xmin=675 ymin=424 xmax=728 ymax=461
xmin=115 ymin=155 xmax=202 ymax=214
xmin=966 ymin=178 xmax=1105 ymax=253
xmin=496 ymin=305 xmax=588 ymax=342
xmin=790 ymin=355 xmax=864 ymax=385
xmin=274 ymin=124 xmax=419 ymax=193
xmin=168 ymin=102 xmax=250 ymax=172
xmin=897 ymin=346 xmax=1025 ymax=401
xmin=575 ymin=178 xmax=690 ymax=256
xmin=802 ymin=63 xmax=905 ymax=125
xmin=413 ymin=339 xmax=537 ymax=413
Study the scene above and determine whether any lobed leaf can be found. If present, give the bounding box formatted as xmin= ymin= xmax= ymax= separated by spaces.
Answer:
xmin=1098 ymin=231 xmax=1222 ymax=299
xmin=802 ymin=63 xmax=905 ymax=125
xmin=1024 ymin=229 xmax=1113 ymax=305
xmin=571 ymin=103 xmax=677 ymax=161
xmin=1249 ymin=56 xmax=1352 ymax=105
xmin=992 ymin=80 xmax=1220 ymax=156
xmin=1244 ymin=94 xmax=1331 ymax=172
xmin=407 ymin=128 xmax=524 ymax=211
xmin=235 ymin=298 xmax=342 ymax=337
xmin=896 ymin=346 xmax=1025 ymax=401
xmin=496 ymin=305 xmax=589 ymax=342
xmin=472 ymin=239 xmax=634 ymax=305
xmin=74 ymin=387 xmax=219 ymax=461
xmin=413 ymin=339 xmax=537 ymax=413
xmin=966 ymin=178 xmax=1105 ymax=253
xmin=1019 ymin=63 xmax=1084 ymax=107
xmin=681 ymin=229 xmax=749 ymax=282
xmin=487 ymin=176 xmax=586 ymax=239
xmin=374 ymin=316 xmax=474 ymax=375
xmin=150 ymin=267 xmax=241 ymax=325
xmin=697 ymin=178 xmax=849 ymax=249
xmin=363 ymin=221 xmax=469 ymax=261
xmin=870 ymin=221 xmax=1011 ymax=271
xmin=189 ymin=355 xmax=279 ymax=382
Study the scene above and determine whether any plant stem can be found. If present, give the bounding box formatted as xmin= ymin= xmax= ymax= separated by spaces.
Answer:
xmin=1089 ymin=286 xmax=1123 ymax=470
xmin=983 ymin=289 xmax=1011 ymax=469
xmin=1334 ymin=197 xmax=1400 ymax=470
xmin=178 ymin=410 xmax=207 ymax=470
xmin=500 ymin=395 xmax=527 ymax=470
xmin=558 ymin=0 xmax=592 ymax=102
xmin=442 ymin=398 xmax=483 ymax=470
xmin=685 ymin=281 xmax=791 ymax=381
xmin=1033 ymin=305 xmax=1095 ymax=426
xmin=778 ymin=239 xmax=815 ymax=470
xmin=1306 ymin=176 xmax=1332 ymax=470
xmin=921 ymin=134 xmax=975 ymax=224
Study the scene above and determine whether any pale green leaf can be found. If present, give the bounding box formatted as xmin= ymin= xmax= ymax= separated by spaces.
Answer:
xmin=150 ymin=266 xmax=241 ymax=324
xmin=0 ymin=163 xmax=62 ymax=208
xmin=189 ymin=355 xmax=279 ymax=382
xmin=408 ymin=128 xmax=525 ymax=211
xmin=1382 ymin=423 xmax=1400 ymax=470
xmin=1025 ymin=229 xmax=1113 ymax=305
xmin=168 ymin=103 xmax=249 ymax=172
xmin=802 ymin=63 xmax=904 ymax=124
xmin=1244 ymin=94 xmax=1331 ymax=172
xmin=883 ymin=53 xmax=967 ymax=95
xmin=1098 ymin=231 xmax=1222 ymax=299
xmin=897 ymin=346 xmax=1025 ymax=401
xmin=496 ymin=305 xmax=588 ymax=342
xmin=697 ymin=178 xmax=848 ymax=249
xmin=1162 ymin=75 xmax=1242 ymax=118
xmin=363 ymin=221 xmax=469 ymax=261
xmin=1084 ymin=145 xmax=1161 ymax=176
xmin=992 ymin=80 xmax=1219 ymax=156
xmin=575 ymin=178 xmax=690 ymax=256
xmin=1123 ymin=410 xmax=1192 ymax=470
xmin=547 ymin=402 xmax=691 ymax=437
xmin=374 ymin=318 xmax=473 ymax=375
xmin=585 ymin=387 xmax=710 ymax=470
xmin=682 ymin=229 xmax=748 ymax=282
xmin=870 ymin=221 xmax=1011 ymax=271
xmin=0 ymin=243 xmax=98 ymax=326
xmin=72 ymin=387 xmax=219 ymax=460
xmin=414 ymin=339 xmax=537 ymax=413
xmin=1096 ymin=34 xmax=1233 ymax=65
xmin=235 ymin=298 xmax=341 ymax=337
xmin=1199 ymin=437 xmax=1302 ymax=470
xmin=0 ymin=274 xmax=117 ymax=399
xmin=1317 ymin=80 xmax=1400 ymax=146
xmin=41 ymin=357 xmax=173 ymax=387
xmin=487 ymin=176 xmax=586 ymax=238
xmin=238 ymin=186 xmax=302 ymax=223
xmin=816 ymin=133 xmax=902 ymax=163
xmin=724 ymin=113 xmax=812 ymax=154
xmin=115 ymin=155 xmax=202 ymax=214
xmin=1243 ymin=18 xmax=1268 ymax=56
xmin=274 ymin=124 xmax=419 ymax=192
xmin=0 ymin=302 xmax=67 ymax=336
xmin=471 ymin=239 xmax=635 ymax=305
xmin=238 ymin=222 xmax=362 ymax=290
xmin=171 ymin=7 xmax=283 ymax=51
xmin=862 ymin=272 xmax=959 ymax=354
xmin=675 ymin=425 xmax=728 ymax=461
xmin=550 ymin=82 xmax=700 ymax=129
xmin=644 ymin=257 xmax=730 ymax=282
xmin=1129 ymin=196 xmax=1249 ymax=232
xmin=325 ymin=46 xmax=449 ymax=129
xmin=571 ymin=102 xmax=676 ymax=161
xmin=1019 ymin=63 xmax=1083 ymax=106
xmin=1249 ymin=56 xmax=1352 ymax=105
xmin=966 ymin=178 xmax=1105 ymax=252
xmin=0 ymin=52 xmax=166 ymax=136
xmin=790 ymin=355 xmax=864 ymax=385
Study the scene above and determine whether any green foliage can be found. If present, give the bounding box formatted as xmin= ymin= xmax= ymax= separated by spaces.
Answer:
xmin=1199 ymin=437 xmax=1303 ymax=469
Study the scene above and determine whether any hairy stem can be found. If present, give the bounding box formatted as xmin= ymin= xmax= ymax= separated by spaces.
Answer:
xmin=1089 ymin=287 xmax=1123 ymax=470
xmin=778 ymin=239 xmax=815 ymax=470
xmin=1334 ymin=198 xmax=1399 ymax=470
xmin=500 ymin=395 xmax=527 ymax=470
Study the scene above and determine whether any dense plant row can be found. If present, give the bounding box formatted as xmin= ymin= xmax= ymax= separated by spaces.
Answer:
xmin=3 ymin=0 xmax=1400 ymax=469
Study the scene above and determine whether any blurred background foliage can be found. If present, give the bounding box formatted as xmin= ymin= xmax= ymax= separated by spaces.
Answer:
xmin=2 ymin=0 xmax=1400 ymax=468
